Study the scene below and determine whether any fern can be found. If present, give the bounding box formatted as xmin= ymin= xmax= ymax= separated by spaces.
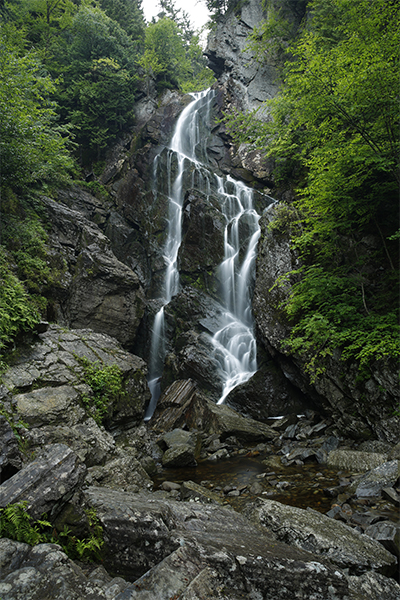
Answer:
xmin=0 ymin=502 xmax=104 ymax=562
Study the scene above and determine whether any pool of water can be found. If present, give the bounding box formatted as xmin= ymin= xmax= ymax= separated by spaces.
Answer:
xmin=153 ymin=452 xmax=343 ymax=513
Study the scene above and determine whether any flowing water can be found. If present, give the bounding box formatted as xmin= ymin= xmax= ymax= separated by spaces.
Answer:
xmin=146 ymin=89 xmax=262 ymax=418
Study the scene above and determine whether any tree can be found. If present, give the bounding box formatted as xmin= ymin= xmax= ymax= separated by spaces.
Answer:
xmin=0 ymin=28 xmax=74 ymax=195
xmin=142 ymin=17 xmax=189 ymax=89
xmin=99 ymin=0 xmax=145 ymax=43
xmin=9 ymin=0 xmax=77 ymax=66
xmin=143 ymin=2 xmax=215 ymax=93
xmin=55 ymin=4 xmax=138 ymax=162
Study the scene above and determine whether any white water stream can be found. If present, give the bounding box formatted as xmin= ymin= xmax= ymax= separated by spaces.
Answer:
xmin=146 ymin=89 xmax=261 ymax=418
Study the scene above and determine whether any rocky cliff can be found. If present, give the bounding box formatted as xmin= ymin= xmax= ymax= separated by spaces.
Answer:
xmin=203 ymin=0 xmax=400 ymax=441
xmin=30 ymin=0 xmax=398 ymax=441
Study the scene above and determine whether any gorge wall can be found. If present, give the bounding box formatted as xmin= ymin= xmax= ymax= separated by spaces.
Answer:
xmin=40 ymin=0 xmax=399 ymax=443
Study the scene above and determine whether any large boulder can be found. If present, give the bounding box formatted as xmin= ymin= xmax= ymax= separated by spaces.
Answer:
xmin=0 ymin=539 xmax=130 ymax=600
xmin=83 ymin=486 xmax=353 ymax=598
xmin=251 ymin=498 xmax=397 ymax=576
xmin=151 ymin=380 xmax=277 ymax=444
xmin=1 ymin=325 xmax=150 ymax=469
xmin=327 ymin=450 xmax=389 ymax=473
xmin=0 ymin=444 xmax=86 ymax=520
xmin=3 ymin=325 xmax=149 ymax=433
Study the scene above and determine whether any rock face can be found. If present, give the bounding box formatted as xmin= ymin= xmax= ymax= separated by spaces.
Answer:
xmin=1 ymin=324 xmax=149 ymax=464
xmin=205 ymin=0 xmax=280 ymax=113
xmin=43 ymin=196 xmax=145 ymax=347
xmin=253 ymin=207 xmax=400 ymax=441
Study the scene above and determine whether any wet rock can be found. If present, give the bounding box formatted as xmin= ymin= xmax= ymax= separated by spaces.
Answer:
xmin=179 ymin=189 xmax=225 ymax=280
xmin=252 ymin=498 xmax=397 ymax=576
xmin=354 ymin=461 xmax=400 ymax=498
xmin=328 ymin=450 xmax=388 ymax=472
xmin=180 ymin=481 xmax=222 ymax=504
xmin=389 ymin=442 xmax=400 ymax=460
xmin=262 ymin=456 xmax=283 ymax=470
xmin=226 ymin=350 xmax=310 ymax=420
xmin=365 ymin=520 xmax=400 ymax=560
xmin=315 ymin=436 xmax=340 ymax=464
xmin=150 ymin=379 xmax=198 ymax=432
xmin=0 ymin=443 xmax=86 ymax=520
xmin=286 ymin=447 xmax=319 ymax=464
xmin=269 ymin=414 xmax=298 ymax=431
xmin=382 ymin=486 xmax=400 ymax=506
xmin=207 ymin=448 xmax=229 ymax=462
xmin=160 ymin=429 xmax=201 ymax=459
xmin=162 ymin=444 xmax=198 ymax=468
xmin=161 ymin=481 xmax=181 ymax=492
xmin=151 ymin=382 xmax=277 ymax=444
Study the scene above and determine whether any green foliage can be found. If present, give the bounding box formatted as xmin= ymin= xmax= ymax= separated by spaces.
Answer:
xmin=0 ymin=502 xmax=51 ymax=545
xmin=0 ymin=28 xmax=75 ymax=195
xmin=76 ymin=356 xmax=125 ymax=425
xmin=179 ymin=33 xmax=215 ymax=93
xmin=99 ymin=0 xmax=145 ymax=42
xmin=0 ymin=406 xmax=29 ymax=451
xmin=247 ymin=0 xmax=307 ymax=64
xmin=274 ymin=266 xmax=399 ymax=381
xmin=0 ymin=502 xmax=104 ymax=562
xmin=141 ymin=17 xmax=188 ymax=90
xmin=227 ymin=0 xmax=400 ymax=379
xmin=0 ymin=248 xmax=41 ymax=354
xmin=205 ymin=0 xmax=242 ymax=20
xmin=0 ymin=189 xmax=60 ymax=356
xmin=141 ymin=4 xmax=215 ymax=94
xmin=56 ymin=5 xmax=138 ymax=161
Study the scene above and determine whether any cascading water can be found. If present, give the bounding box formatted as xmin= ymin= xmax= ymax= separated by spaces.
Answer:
xmin=212 ymin=176 xmax=260 ymax=404
xmin=146 ymin=90 xmax=213 ymax=419
xmin=146 ymin=89 xmax=262 ymax=418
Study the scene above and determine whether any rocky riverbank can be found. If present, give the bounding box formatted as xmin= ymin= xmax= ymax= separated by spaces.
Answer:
xmin=0 ymin=325 xmax=398 ymax=599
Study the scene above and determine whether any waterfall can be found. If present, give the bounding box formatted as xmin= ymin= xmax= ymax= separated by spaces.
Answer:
xmin=146 ymin=89 xmax=261 ymax=418
xmin=212 ymin=176 xmax=260 ymax=404
xmin=145 ymin=90 xmax=213 ymax=419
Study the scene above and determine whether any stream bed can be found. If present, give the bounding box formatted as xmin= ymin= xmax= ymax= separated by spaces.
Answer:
xmin=153 ymin=449 xmax=399 ymax=522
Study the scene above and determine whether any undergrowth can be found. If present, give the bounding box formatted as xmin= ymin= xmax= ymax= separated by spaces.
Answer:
xmin=76 ymin=356 xmax=125 ymax=425
xmin=0 ymin=502 xmax=104 ymax=562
